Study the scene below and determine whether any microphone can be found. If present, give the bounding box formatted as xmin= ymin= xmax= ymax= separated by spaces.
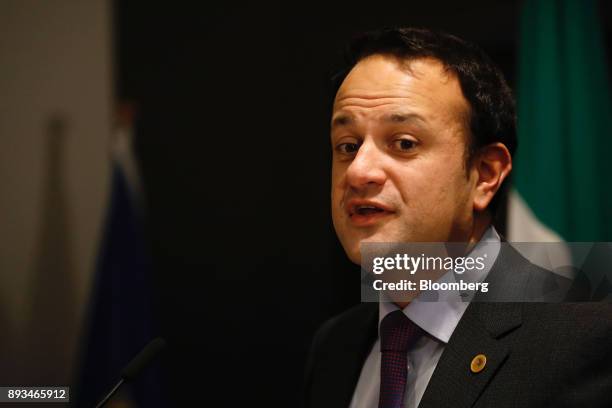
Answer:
xmin=95 ymin=337 xmax=166 ymax=408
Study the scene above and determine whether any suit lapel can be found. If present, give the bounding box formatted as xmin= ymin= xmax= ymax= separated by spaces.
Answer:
xmin=418 ymin=302 xmax=521 ymax=408
xmin=419 ymin=243 xmax=529 ymax=408
xmin=313 ymin=303 xmax=379 ymax=408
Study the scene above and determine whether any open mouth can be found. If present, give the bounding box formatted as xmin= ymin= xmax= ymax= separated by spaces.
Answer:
xmin=346 ymin=201 xmax=394 ymax=225
xmin=354 ymin=205 xmax=386 ymax=216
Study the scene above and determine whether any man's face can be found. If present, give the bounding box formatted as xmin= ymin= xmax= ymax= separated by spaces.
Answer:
xmin=331 ymin=55 xmax=478 ymax=264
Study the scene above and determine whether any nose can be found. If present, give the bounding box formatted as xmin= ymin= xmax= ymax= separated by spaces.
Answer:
xmin=345 ymin=140 xmax=387 ymax=190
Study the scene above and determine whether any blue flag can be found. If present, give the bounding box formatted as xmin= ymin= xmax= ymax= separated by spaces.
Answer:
xmin=74 ymin=126 xmax=164 ymax=407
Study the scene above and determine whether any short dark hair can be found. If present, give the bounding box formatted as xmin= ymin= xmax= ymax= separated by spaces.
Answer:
xmin=331 ymin=27 xmax=517 ymax=215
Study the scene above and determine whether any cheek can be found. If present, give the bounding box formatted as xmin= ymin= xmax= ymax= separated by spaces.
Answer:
xmin=330 ymin=175 xmax=344 ymax=224
xmin=331 ymin=182 xmax=342 ymax=210
xmin=331 ymin=164 xmax=346 ymax=203
xmin=331 ymin=161 xmax=344 ymax=183
xmin=393 ymin=158 xmax=469 ymax=214
xmin=436 ymin=166 xmax=473 ymax=216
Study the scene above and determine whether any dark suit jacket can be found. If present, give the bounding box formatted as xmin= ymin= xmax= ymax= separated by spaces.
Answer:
xmin=303 ymin=244 xmax=612 ymax=407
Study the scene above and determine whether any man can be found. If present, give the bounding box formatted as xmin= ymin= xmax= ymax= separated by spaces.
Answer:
xmin=303 ymin=28 xmax=612 ymax=408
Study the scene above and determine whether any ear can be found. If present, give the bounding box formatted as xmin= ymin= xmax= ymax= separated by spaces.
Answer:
xmin=471 ymin=143 xmax=512 ymax=212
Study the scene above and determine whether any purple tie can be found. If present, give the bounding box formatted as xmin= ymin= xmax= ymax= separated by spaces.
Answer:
xmin=378 ymin=310 xmax=423 ymax=408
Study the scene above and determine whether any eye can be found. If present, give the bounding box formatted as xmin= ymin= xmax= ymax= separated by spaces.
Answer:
xmin=391 ymin=138 xmax=417 ymax=152
xmin=336 ymin=142 xmax=361 ymax=155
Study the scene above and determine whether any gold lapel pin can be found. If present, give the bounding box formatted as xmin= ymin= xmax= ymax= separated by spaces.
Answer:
xmin=470 ymin=354 xmax=487 ymax=373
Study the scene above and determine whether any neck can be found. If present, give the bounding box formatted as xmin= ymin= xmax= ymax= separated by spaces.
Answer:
xmin=466 ymin=210 xmax=492 ymax=250
xmin=392 ymin=211 xmax=492 ymax=309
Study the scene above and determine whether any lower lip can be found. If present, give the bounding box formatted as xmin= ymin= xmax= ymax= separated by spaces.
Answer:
xmin=349 ymin=211 xmax=393 ymax=226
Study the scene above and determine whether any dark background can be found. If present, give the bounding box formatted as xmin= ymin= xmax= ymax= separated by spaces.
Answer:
xmin=113 ymin=1 xmax=612 ymax=405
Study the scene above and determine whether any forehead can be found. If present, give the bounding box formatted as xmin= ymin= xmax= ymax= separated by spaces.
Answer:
xmin=333 ymin=55 xmax=469 ymax=125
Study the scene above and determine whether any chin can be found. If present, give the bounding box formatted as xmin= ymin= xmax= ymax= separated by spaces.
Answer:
xmin=347 ymin=249 xmax=361 ymax=265
xmin=336 ymin=236 xmax=361 ymax=265
xmin=336 ymin=237 xmax=357 ymax=264
xmin=336 ymin=224 xmax=398 ymax=265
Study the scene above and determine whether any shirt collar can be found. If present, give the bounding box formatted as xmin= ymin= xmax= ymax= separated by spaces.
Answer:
xmin=378 ymin=225 xmax=501 ymax=343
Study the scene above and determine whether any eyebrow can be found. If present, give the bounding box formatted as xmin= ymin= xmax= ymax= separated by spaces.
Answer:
xmin=382 ymin=113 xmax=427 ymax=125
xmin=331 ymin=114 xmax=354 ymax=128
xmin=331 ymin=112 xmax=427 ymax=128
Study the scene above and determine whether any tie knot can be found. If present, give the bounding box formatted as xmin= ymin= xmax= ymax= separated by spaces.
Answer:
xmin=379 ymin=310 xmax=423 ymax=352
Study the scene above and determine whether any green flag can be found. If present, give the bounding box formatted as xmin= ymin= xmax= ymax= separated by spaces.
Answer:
xmin=508 ymin=0 xmax=612 ymax=242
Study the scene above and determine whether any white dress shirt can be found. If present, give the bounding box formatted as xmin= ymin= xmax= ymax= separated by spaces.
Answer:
xmin=349 ymin=226 xmax=501 ymax=408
